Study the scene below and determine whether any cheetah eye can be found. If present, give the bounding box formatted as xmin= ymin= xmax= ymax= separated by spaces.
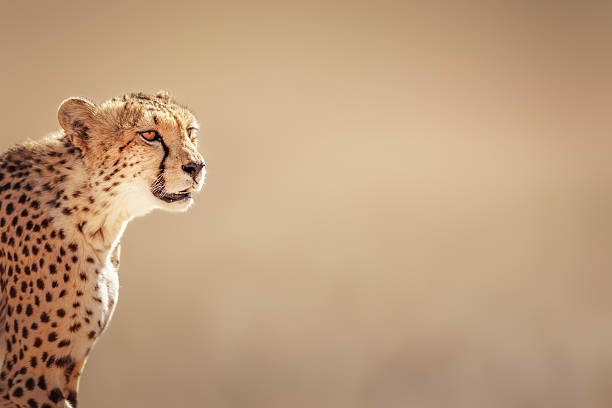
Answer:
xmin=139 ymin=130 xmax=160 ymax=142
xmin=187 ymin=127 xmax=198 ymax=140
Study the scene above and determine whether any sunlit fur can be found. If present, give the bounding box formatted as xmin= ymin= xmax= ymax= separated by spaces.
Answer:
xmin=0 ymin=91 xmax=204 ymax=407
xmin=60 ymin=91 xmax=205 ymax=216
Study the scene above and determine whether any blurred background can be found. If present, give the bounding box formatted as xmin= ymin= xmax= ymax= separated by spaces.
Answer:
xmin=2 ymin=1 xmax=612 ymax=407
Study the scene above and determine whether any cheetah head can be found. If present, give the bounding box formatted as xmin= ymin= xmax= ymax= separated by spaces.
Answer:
xmin=57 ymin=91 xmax=205 ymax=215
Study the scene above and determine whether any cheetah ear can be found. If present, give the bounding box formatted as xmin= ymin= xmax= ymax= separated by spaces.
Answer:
xmin=155 ymin=90 xmax=172 ymax=102
xmin=58 ymin=97 xmax=96 ymax=149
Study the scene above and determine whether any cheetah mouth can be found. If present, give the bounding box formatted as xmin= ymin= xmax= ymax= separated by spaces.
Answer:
xmin=152 ymin=187 xmax=193 ymax=203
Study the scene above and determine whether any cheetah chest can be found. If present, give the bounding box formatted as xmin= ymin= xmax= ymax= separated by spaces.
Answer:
xmin=32 ymin=245 xmax=120 ymax=362
xmin=70 ymin=257 xmax=119 ymax=357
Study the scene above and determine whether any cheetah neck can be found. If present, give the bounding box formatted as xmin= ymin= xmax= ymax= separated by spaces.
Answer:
xmin=16 ymin=135 xmax=135 ymax=264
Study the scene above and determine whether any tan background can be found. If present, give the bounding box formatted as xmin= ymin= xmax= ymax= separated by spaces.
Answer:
xmin=2 ymin=1 xmax=612 ymax=407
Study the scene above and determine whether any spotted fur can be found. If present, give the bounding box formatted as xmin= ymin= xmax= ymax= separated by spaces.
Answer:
xmin=0 ymin=91 xmax=205 ymax=407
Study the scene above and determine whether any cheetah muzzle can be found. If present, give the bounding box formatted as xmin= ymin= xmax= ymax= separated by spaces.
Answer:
xmin=0 ymin=91 xmax=205 ymax=407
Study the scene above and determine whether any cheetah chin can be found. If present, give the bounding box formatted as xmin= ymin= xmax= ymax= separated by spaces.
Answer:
xmin=153 ymin=187 xmax=194 ymax=204
xmin=0 ymin=91 xmax=205 ymax=407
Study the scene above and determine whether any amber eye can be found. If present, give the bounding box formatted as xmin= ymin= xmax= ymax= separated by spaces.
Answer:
xmin=187 ymin=127 xmax=199 ymax=140
xmin=139 ymin=130 xmax=160 ymax=142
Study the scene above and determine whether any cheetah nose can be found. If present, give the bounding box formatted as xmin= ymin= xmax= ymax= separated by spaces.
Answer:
xmin=181 ymin=161 xmax=205 ymax=181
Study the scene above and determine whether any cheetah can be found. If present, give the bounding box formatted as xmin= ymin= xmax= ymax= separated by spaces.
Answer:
xmin=0 ymin=91 xmax=205 ymax=407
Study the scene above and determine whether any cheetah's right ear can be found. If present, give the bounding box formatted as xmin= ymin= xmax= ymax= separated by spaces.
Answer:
xmin=58 ymin=97 xmax=97 ymax=148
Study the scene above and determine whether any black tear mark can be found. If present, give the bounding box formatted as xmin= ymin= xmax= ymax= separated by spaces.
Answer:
xmin=148 ymin=135 xmax=170 ymax=199
xmin=156 ymin=136 xmax=170 ymax=187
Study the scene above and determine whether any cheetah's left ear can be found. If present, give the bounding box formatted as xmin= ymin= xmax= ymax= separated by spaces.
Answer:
xmin=58 ymin=97 xmax=97 ymax=149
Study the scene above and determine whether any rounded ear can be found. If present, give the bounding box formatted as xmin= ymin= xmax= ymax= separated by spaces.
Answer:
xmin=57 ymin=97 xmax=96 ymax=134
xmin=155 ymin=90 xmax=172 ymax=102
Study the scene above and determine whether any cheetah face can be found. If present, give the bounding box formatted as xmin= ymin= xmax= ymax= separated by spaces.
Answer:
xmin=58 ymin=91 xmax=206 ymax=215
